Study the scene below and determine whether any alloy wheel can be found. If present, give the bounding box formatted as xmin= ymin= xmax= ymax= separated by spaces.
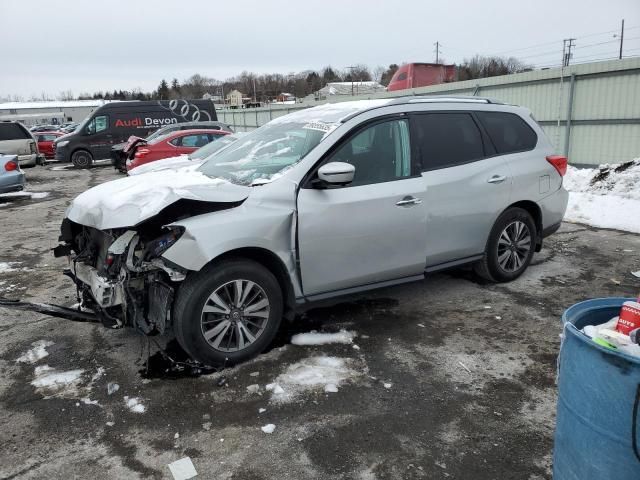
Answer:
xmin=200 ymin=279 xmax=270 ymax=352
xmin=496 ymin=220 xmax=531 ymax=273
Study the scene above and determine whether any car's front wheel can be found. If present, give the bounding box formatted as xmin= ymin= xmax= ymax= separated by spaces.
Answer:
xmin=474 ymin=207 xmax=536 ymax=282
xmin=71 ymin=149 xmax=93 ymax=168
xmin=173 ymin=258 xmax=283 ymax=366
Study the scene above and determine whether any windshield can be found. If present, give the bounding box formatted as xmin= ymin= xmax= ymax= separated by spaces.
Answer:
xmin=146 ymin=126 xmax=170 ymax=142
xmin=198 ymin=121 xmax=329 ymax=185
xmin=190 ymin=135 xmax=237 ymax=160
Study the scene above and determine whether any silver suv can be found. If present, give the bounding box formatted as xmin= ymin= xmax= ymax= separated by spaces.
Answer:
xmin=56 ymin=97 xmax=568 ymax=365
xmin=0 ymin=121 xmax=38 ymax=167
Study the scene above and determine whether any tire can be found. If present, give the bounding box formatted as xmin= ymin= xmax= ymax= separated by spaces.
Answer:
xmin=173 ymin=258 xmax=283 ymax=366
xmin=474 ymin=207 xmax=537 ymax=283
xmin=71 ymin=150 xmax=93 ymax=168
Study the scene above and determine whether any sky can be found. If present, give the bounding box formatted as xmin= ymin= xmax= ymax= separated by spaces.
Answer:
xmin=1 ymin=0 xmax=638 ymax=99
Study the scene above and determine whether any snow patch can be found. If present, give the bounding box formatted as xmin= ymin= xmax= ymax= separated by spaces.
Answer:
xmin=16 ymin=340 xmax=54 ymax=363
xmin=31 ymin=365 xmax=84 ymax=395
xmin=564 ymin=159 xmax=640 ymax=233
xmin=0 ymin=191 xmax=49 ymax=200
xmin=261 ymin=424 xmax=276 ymax=434
xmin=267 ymin=356 xmax=360 ymax=403
xmin=124 ymin=396 xmax=146 ymax=413
xmin=0 ymin=261 xmax=22 ymax=273
xmin=290 ymin=330 xmax=356 ymax=346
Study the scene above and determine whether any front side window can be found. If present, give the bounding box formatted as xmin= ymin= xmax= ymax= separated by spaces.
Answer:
xmin=476 ymin=111 xmax=537 ymax=154
xmin=397 ymin=72 xmax=408 ymax=81
xmin=412 ymin=113 xmax=485 ymax=170
xmin=327 ymin=118 xmax=412 ymax=187
xmin=86 ymin=115 xmax=109 ymax=134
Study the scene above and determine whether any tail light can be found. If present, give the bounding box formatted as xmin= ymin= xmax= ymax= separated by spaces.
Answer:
xmin=134 ymin=148 xmax=150 ymax=158
xmin=546 ymin=155 xmax=567 ymax=177
xmin=30 ymin=142 xmax=37 ymax=154
xmin=4 ymin=160 xmax=18 ymax=172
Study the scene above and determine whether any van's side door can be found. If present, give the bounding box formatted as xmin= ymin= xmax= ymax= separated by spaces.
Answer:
xmin=85 ymin=114 xmax=113 ymax=160
xmin=411 ymin=112 xmax=512 ymax=267
xmin=297 ymin=118 xmax=427 ymax=296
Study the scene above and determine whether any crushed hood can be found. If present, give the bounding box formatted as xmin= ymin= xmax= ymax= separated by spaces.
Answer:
xmin=66 ymin=169 xmax=250 ymax=230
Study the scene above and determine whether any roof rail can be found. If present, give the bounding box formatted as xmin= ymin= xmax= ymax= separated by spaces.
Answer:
xmin=388 ymin=95 xmax=503 ymax=105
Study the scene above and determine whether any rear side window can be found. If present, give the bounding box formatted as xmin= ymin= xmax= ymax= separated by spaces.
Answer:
xmin=476 ymin=112 xmax=537 ymax=154
xmin=0 ymin=123 xmax=30 ymax=141
xmin=412 ymin=113 xmax=485 ymax=171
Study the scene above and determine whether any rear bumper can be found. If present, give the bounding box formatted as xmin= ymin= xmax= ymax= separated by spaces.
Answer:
xmin=0 ymin=171 xmax=26 ymax=194
xmin=17 ymin=154 xmax=37 ymax=167
xmin=540 ymin=186 xmax=569 ymax=233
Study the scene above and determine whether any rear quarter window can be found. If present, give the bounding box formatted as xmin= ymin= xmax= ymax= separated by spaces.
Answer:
xmin=476 ymin=112 xmax=537 ymax=154
xmin=0 ymin=123 xmax=31 ymax=141
xmin=412 ymin=113 xmax=486 ymax=171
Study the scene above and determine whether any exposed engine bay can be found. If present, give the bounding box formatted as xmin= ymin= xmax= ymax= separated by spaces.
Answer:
xmin=53 ymin=198 xmax=242 ymax=335
xmin=55 ymin=219 xmax=184 ymax=333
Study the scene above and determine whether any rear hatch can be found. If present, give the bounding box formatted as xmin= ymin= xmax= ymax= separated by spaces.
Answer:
xmin=0 ymin=123 xmax=36 ymax=156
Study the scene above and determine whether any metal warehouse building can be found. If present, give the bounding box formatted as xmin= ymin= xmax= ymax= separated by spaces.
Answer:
xmin=0 ymin=100 xmax=111 ymax=126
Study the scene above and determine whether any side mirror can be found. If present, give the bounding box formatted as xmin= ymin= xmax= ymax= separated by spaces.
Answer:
xmin=316 ymin=162 xmax=355 ymax=187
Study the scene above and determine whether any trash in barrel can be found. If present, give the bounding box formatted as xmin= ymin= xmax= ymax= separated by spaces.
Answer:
xmin=554 ymin=297 xmax=640 ymax=480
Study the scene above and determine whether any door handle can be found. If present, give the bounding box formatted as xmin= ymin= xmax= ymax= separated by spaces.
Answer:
xmin=396 ymin=196 xmax=422 ymax=207
xmin=487 ymin=175 xmax=507 ymax=184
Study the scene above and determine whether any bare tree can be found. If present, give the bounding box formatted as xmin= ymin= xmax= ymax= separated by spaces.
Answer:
xmin=458 ymin=55 xmax=532 ymax=80
xmin=372 ymin=65 xmax=386 ymax=84
xmin=58 ymin=90 xmax=75 ymax=101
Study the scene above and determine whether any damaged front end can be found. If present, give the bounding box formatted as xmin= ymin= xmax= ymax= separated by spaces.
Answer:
xmin=54 ymin=218 xmax=186 ymax=334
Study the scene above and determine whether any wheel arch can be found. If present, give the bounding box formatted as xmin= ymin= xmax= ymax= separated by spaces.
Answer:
xmin=209 ymin=247 xmax=296 ymax=321
xmin=501 ymin=200 xmax=543 ymax=251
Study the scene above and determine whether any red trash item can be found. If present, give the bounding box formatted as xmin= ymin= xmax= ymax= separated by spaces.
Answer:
xmin=615 ymin=301 xmax=640 ymax=335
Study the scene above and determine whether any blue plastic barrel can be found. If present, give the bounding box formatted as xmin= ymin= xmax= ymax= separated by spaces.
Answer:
xmin=554 ymin=297 xmax=640 ymax=479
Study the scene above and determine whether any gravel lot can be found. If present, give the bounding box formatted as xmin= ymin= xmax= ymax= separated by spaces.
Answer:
xmin=1 ymin=165 xmax=639 ymax=480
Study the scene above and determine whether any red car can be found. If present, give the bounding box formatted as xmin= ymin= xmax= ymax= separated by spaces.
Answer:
xmin=126 ymin=129 xmax=230 ymax=171
xmin=36 ymin=131 xmax=64 ymax=159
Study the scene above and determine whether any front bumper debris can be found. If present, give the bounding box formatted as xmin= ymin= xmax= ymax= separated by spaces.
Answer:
xmin=0 ymin=297 xmax=99 ymax=323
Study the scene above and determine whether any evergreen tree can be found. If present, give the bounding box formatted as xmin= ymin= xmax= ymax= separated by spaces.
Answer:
xmin=157 ymin=79 xmax=170 ymax=99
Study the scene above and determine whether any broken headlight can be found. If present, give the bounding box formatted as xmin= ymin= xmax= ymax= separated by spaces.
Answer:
xmin=144 ymin=227 xmax=185 ymax=260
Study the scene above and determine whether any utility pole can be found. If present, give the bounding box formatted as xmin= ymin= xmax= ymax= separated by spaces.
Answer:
xmin=346 ymin=66 xmax=356 ymax=96
xmin=618 ymin=19 xmax=625 ymax=59
xmin=434 ymin=41 xmax=442 ymax=64
xmin=563 ymin=38 xmax=576 ymax=67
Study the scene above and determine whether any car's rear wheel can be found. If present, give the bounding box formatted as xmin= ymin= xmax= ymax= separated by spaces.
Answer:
xmin=71 ymin=149 xmax=93 ymax=168
xmin=173 ymin=258 xmax=283 ymax=366
xmin=474 ymin=207 xmax=536 ymax=282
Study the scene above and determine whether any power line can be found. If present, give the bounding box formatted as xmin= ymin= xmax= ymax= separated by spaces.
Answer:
xmin=485 ymin=24 xmax=640 ymax=58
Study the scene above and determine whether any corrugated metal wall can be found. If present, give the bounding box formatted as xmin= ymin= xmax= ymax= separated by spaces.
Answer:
xmin=217 ymin=58 xmax=640 ymax=166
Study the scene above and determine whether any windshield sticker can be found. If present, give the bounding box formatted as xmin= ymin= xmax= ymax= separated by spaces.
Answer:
xmin=302 ymin=121 xmax=337 ymax=133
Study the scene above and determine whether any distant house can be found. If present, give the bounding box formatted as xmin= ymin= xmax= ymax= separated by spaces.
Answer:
xmin=315 ymin=81 xmax=386 ymax=99
xmin=225 ymin=90 xmax=244 ymax=107
xmin=275 ymin=93 xmax=295 ymax=103
xmin=202 ymin=93 xmax=223 ymax=103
